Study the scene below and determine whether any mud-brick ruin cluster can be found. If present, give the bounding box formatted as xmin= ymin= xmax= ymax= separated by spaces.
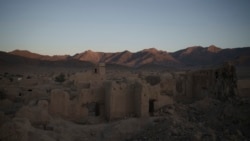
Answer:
xmin=0 ymin=61 xmax=242 ymax=141
xmin=0 ymin=62 xmax=238 ymax=128
xmin=48 ymin=63 xmax=238 ymax=121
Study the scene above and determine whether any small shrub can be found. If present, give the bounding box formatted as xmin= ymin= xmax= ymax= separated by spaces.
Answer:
xmin=26 ymin=75 xmax=32 ymax=79
xmin=55 ymin=73 xmax=66 ymax=83
xmin=9 ymin=77 xmax=13 ymax=82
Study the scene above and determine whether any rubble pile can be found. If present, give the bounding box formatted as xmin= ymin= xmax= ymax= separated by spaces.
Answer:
xmin=128 ymin=97 xmax=250 ymax=141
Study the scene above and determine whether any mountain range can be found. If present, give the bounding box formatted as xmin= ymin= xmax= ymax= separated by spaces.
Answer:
xmin=1 ymin=45 xmax=250 ymax=68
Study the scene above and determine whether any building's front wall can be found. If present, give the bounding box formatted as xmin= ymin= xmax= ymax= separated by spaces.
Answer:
xmin=105 ymin=81 xmax=136 ymax=120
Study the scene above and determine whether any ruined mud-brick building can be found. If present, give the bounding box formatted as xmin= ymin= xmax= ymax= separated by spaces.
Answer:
xmin=173 ymin=63 xmax=238 ymax=102
xmin=49 ymin=63 xmax=238 ymax=121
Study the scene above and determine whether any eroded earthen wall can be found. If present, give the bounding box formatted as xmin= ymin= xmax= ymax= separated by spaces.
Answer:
xmin=105 ymin=81 xmax=135 ymax=120
xmin=49 ymin=89 xmax=70 ymax=118
xmin=173 ymin=64 xmax=238 ymax=103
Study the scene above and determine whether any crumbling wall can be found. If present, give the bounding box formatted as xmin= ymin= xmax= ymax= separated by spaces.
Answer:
xmin=96 ymin=63 xmax=106 ymax=80
xmin=49 ymin=89 xmax=70 ymax=118
xmin=67 ymin=100 xmax=88 ymax=120
xmin=190 ymin=70 xmax=214 ymax=99
xmin=187 ymin=64 xmax=237 ymax=101
xmin=175 ymin=73 xmax=187 ymax=96
xmin=142 ymin=80 xmax=173 ymax=116
xmin=79 ymin=85 xmax=105 ymax=117
xmin=104 ymin=81 xmax=112 ymax=120
xmin=49 ymin=89 xmax=88 ymax=120
xmin=213 ymin=64 xmax=238 ymax=100
xmin=79 ymin=88 xmax=104 ymax=103
xmin=172 ymin=64 xmax=238 ymax=103
xmin=105 ymin=81 xmax=135 ymax=120
xmin=160 ymin=79 xmax=176 ymax=97
xmin=134 ymin=82 xmax=149 ymax=117
xmin=49 ymin=84 xmax=106 ymax=120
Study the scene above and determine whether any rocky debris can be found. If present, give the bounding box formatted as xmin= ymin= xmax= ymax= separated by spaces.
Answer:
xmin=0 ymin=118 xmax=32 ymax=141
xmin=128 ymin=97 xmax=250 ymax=141
xmin=15 ymin=100 xmax=50 ymax=128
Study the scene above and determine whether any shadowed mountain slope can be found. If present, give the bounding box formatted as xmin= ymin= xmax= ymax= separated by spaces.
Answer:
xmin=0 ymin=51 xmax=93 ymax=68
xmin=171 ymin=45 xmax=250 ymax=66
xmin=3 ymin=46 xmax=250 ymax=68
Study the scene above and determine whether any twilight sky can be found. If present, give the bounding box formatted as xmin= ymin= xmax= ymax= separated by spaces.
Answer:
xmin=0 ymin=0 xmax=250 ymax=55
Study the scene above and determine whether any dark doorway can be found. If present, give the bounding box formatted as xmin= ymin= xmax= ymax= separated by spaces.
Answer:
xmin=87 ymin=102 xmax=100 ymax=116
xmin=94 ymin=68 xmax=98 ymax=73
xmin=149 ymin=99 xmax=155 ymax=116
xmin=95 ymin=103 xmax=100 ymax=116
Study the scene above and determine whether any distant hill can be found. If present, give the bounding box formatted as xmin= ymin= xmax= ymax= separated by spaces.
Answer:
xmin=0 ymin=51 xmax=93 ymax=68
xmin=73 ymin=48 xmax=179 ymax=67
xmin=1 ymin=45 xmax=250 ymax=68
xmin=10 ymin=49 xmax=70 ymax=61
xmin=171 ymin=45 xmax=250 ymax=66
